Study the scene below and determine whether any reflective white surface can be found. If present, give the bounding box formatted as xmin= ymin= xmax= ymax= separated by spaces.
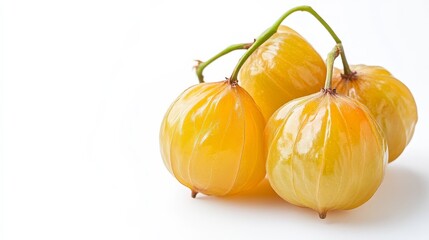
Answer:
xmin=2 ymin=0 xmax=429 ymax=239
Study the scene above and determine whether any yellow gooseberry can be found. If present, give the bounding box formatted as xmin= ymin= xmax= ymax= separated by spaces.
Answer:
xmin=265 ymin=46 xmax=388 ymax=218
xmin=333 ymin=65 xmax=418 ymax=162
xmin=239 ymin=25 xmax=326 ymax=120
xmin=160 ymin=81 xmax=265 ymax=197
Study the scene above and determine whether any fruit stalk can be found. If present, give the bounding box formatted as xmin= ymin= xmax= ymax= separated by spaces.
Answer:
xmin=197 ymin=6 xmax=353 ymax=82
xmin=229 ymin=5 xmax=308 ymax=83
xmin=195 ymin=42 xmax=253 ymax=83
xmin=299 ymin=8 xmax=352 ymax=76
xmin=324 ymin=44 xmax=341 ymax=90
xmin=230 ymin=5 xmax=352 ymax=82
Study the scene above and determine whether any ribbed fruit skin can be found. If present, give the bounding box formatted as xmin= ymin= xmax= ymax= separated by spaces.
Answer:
xmin=160 ymin=81 xmax=266 ymax=196
xmin=333 ymin=65 xmax=418 ymax=162
xmin=239 ymin=25 xmax=326 ymax=120
xmin=265 ymin=91 xmax=388 ymax=217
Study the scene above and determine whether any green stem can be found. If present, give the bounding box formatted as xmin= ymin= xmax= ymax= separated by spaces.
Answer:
xmin=195 ymin=42 xmax=253 ymax=83
xmin=324 ymin=45 xmax=341 ymax=89
xmin=338 ymin=45 xmax=352 ymax=76
xmin=300 ymin=7 xmax=352 ymax=76
xmin=229 ymin=5 xmax=352 ymax=83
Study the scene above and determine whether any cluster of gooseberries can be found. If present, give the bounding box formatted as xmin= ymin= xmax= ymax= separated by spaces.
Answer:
xmin=159 ymin=6 xmax=417 ymax=219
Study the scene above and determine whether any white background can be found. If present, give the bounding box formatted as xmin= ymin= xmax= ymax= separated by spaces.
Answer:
xmin=2 ymin=0 xmax=429 ymax=239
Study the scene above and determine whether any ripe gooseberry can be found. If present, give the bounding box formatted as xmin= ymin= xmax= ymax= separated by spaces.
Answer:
xmin=265 ymin=46 xmax=388 ymax=219
xmin=238 ymin=25 xmax=326 ymax=120
xmin=332 ymin=65 xmax=417 ymax=162
xmin=160 ymin=80 xmax=266 ymax=197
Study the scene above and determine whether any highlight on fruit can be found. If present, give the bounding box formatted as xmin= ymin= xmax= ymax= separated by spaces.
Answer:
xmin=159 ymin=5 xmax=417 ymax=219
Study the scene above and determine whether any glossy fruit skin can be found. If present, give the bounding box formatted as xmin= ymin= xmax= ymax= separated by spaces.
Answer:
xmin=333 ymin=65 xmax=418 ymax=162
xmin=239 ymin=25 xmax=326 ymax=120
xmin=160 ymin=81 xmax=266 ymax=196
xmin=265 ymin=91 xmax=388 ymax=217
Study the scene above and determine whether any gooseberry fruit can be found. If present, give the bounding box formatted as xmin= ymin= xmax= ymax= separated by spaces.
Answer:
xmin=333 ymin=65 xmax=418 ymax=162
xmin=239 ymin=25 xmax=326 ymax=120
xmin=160 ymin=81 xmax=266 ymax=197
xmin=265 ymin=46 xmax=388 ymax=218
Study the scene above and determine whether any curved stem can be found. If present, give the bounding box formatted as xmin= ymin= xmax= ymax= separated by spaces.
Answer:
xmin=324 ymin=45 xmax=341 ymax=89
xmin=229 ymin=5 xmax=352 ymax=83
xmin=195 ymin=42 xmax=253 ymax=83
xmin=299 ymin=7 xmax=352 ymax=75
xmin=338 ymin=45 xmax=352 ymax=76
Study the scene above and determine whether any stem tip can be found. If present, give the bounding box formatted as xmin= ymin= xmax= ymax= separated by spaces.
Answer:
xmin=319 ymin=212 xmax=327 ymax=219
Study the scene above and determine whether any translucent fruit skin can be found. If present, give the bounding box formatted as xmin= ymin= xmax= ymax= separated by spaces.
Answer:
xmin=239 ymin=25 xmax=326 ymax=120
xmin=265 ymin=91 xmax=388 ymax=217
xmin=160 ymin=81 xmax=266 ymax=196
xmin=333 ymin=65 xmax=418 ymax=162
